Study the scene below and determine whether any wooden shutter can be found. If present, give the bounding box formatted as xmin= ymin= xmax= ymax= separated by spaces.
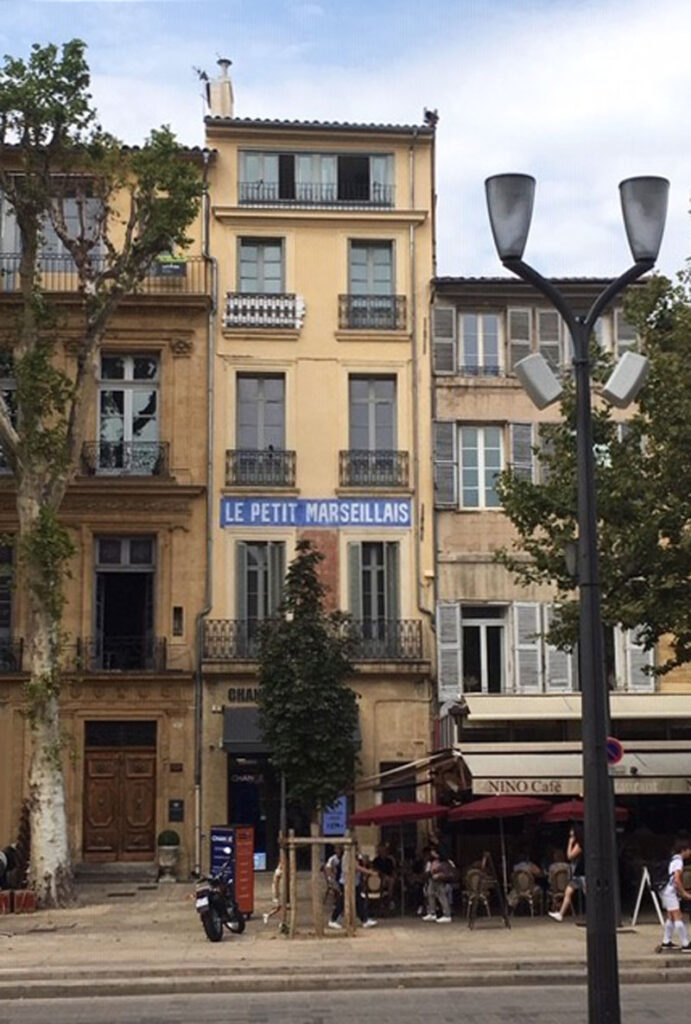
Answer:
xmin=510 ymin=423 xmax=534 ymax=481
xmin=513 ymin=602 xmax=542 ymax=693
xmin=235 ymin=542 xmax=248 ymax=620
xmin=432 ymin=306 xmax=456 ymax=374
xmin=347 ymin=543 xmax=363 ymax=620
xmin=268 ymin=542 xmax=285 ymax=616
xmin=508 ymin=308 xmax=532 ymax=370
xmin=437 ymin=603 xmax=462 ymax=701
xmin=433 ymin=421 xmax=457 ymax=507
xmin=538 ymin=310 xmax=562 ymax=370
xmin=625 ymin=627 xmax=655 ymax=692
xmin=384 ymin=542 xmax=400 ymax=621
xmin=543 ymin=605 xmax=574 ymax=692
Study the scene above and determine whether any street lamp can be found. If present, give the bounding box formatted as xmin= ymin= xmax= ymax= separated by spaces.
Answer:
xmin=485 ymin=174 xmax=669 ymax=1024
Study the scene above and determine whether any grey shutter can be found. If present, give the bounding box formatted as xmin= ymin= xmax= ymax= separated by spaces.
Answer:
xmin=544 ymin=605 xmax=573 ymax=692
xmin=268 ymin=542 xmax=285 ymax=616
xmin=235 ymin=542 xmax=248 ymax=621
xmin=437 ymin=603 xmax=462 ymax=701
xmin=538 ymin=310 xmax=562 ymax=370
xmin=513 ymin=602 xmax=542 ymax=693
xmin=510 ymin=422 xmax=534 ymax=481
xmin=625 ymin=627 xmax=655 ymax=692
xmin=433 ymin=421 xmax=457 ymax=507
xmin=384 ymin=542 xmax=400 ymax=622
xmin=508 ymin=308 xmax=532 ymax=370
xmin=348 ymin=542 xmax=363 ymax=620
xmin=536 ymin=424 xmax=554 ymax=484
xmin=432 ymin=306 xmax=456 ymax=373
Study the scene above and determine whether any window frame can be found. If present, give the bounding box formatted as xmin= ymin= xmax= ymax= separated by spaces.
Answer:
xmin=458 ymin=312 xmax=502 ymax=376
xmin=237 ymin=237 xmax=285 ymax=294
xmin=458 ymin=424 xmax=504 ymax=509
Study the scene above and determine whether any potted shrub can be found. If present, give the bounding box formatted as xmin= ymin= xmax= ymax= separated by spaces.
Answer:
xmin=157 ymin=829 xmax=180 ymax=882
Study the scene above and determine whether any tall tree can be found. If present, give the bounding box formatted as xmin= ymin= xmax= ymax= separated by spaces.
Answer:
xmin=0 ymin=40 xmax=203 ymax=906
xmin=256 ymin=540 xmax=360 ymax=821
xmin=496 ymin=272 xmax=691 ymax=675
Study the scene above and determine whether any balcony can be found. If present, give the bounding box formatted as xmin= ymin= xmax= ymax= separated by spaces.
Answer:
xmin=226 ymin=449 xmax=296 ymax=488
xmin=238 ymin=181 xmax=394 ymax=209
xmin=202 ymin=618 xmax=423 ymax=663
xmin=81 ymin=441 xmax=169 ymax=477
xmin=0 ymin=254 xmax=209 ymax=296
xmin=347 ymin=620 xmax=423 ymax=661
xmin=338 ymin=294 xmax=406 ymax=331
xmin=77 ymin=637 xmax=167 ymax=672
xmin=224 ymin=293 xmax=305 ymax=330
xmin=339 ymin=450 xmax=409 ymax=488
xmin=0 ymin=638 xmax=24 ymax=672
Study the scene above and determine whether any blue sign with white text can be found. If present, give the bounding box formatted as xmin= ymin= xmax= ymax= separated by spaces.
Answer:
xmin=220 ymin=497 xmax=411 ymax=529
xmin=322 ymin=796 xmax=348 ymax=836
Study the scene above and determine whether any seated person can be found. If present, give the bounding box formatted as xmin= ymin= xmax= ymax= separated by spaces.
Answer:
xmin=372 ymin=842 xmax=397 ymax=905
xmin=512 ymin=848 xmax=543 ymax=878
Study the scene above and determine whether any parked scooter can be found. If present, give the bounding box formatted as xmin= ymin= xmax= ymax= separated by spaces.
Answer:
xmin=195 ymin=846 xmax=246 ymax=942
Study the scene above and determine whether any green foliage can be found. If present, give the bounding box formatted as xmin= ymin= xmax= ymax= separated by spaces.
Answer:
xmin=257 ymin=540 xmax=359 ymax=817
xmin=496 ymin=273 xmax=691 ymax=673
xmin=21 ymin=505 xmax=74 ymax=622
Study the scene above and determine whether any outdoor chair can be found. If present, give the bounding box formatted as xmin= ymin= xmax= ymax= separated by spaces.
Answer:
xmin=365 ymin=871 xmax=384 ymax=913
xmin=463 ymin=868 xmax=491 ymax=922
xmin=547 ymin=862 xmax=572 ymax=915
xmin=507 ymin=868 xmax=543 ymax=917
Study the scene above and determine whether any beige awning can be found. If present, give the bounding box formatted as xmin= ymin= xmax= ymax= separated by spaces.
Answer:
xmin=458 ymin=741 xmax=691 ymax=796
xmin=461 ymin=693 xmax=691 ymax=722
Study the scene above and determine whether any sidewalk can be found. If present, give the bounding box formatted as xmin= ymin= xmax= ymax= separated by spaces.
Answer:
xmin=0 ymin=874 xmax=688 ymax=999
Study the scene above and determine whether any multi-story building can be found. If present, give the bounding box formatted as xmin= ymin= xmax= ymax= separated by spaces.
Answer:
xmin=432 ymin=276 xmax=691 ymax=850
xmin=0 ymin=156 xmax=212 ymax=876
xmin=199 ymin=62 xmax=436 ymax=869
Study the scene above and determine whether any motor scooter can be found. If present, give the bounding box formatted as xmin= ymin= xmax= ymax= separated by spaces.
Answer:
xmin=195 ymin=845 xmax=246 ymax=942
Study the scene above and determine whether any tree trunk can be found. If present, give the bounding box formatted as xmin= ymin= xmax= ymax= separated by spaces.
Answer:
xmin=310 ymin=815 xmax=323 ymax=937
xmin=19 ymin=488 xmax=74 ymax=908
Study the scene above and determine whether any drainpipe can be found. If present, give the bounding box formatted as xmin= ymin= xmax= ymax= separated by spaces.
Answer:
xmin=194 ymin=148 xmax=217 ymax=876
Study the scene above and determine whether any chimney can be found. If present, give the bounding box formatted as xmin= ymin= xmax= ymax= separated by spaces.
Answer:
xmin=208 ymin=58 xmax=234 ymax=118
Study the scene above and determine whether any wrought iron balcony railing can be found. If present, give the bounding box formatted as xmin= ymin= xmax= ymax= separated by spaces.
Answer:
xmin=77 ymin=636 xmax=167 ymax=672
xmin=339 ymin=450 xmax=409 ymax=488
xmin=0 ymin=638 xmax=23 ymax=672
xmin=0 ymin=254 xmax=209 ymax=295
xmin=238 ymin=181 xmax=394 ymax=208
xmin=347 ymin=619 xmax=423 ymax=661
xmin=202 ymin=618 xmax=423 ymax=663
xmin=226 ymin=449 xmax=296 ymax=487
xmin=224 ymin=292 xmax=305 ymax=330
xmin=338 ymin=294 xmax=406 ymax=331
xmin=81 ymin=441 xmax=169 ymax=477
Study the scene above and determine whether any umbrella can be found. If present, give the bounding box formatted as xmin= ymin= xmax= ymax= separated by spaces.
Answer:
xmin=448 ymin=795 xmax=551 ymax=893
xmin=540 ymin=798 xmax=629 ymax=823
xmin=349 ymin=801 xmax=448 ymax=914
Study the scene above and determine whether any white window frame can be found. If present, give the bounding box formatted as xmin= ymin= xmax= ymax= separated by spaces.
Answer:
xmin=461 ymin=606 xmax=507 ymax=694
xmin=459 ymin=312 xmax=502 ymax=376
xmin=458 ymin=424 xmax=504 ymax=509
xmin=98 ymin=354 xmax=160 ymax=447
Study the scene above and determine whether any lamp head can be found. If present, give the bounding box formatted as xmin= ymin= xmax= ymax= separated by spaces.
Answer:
xmin=619 ymin=176 xmax=669 ymax=262
xmin=485 ymin=174 xmax=536 ymax=261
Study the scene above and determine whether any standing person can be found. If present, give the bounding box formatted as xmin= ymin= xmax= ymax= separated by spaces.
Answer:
xmin=549 ymin=825 xmax=585 ymax=922
xmin=659 ymin=838 xmax=691 ymax=951
xmin=422 ymin=843 xmax=454 ymax=923
xmin=328 ymin=843 xmax=377 ymax=929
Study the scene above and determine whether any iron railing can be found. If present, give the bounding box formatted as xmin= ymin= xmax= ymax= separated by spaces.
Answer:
xmin=458 ymin=364 xmax=504 ymax=377
xmin=202 ymin=618 xmax=422 ymax=662
xmin=238 ymin=181 xmax=394 ymax=208
xmin=81 ymin=441 xmax=169 ymax=477
xmin=339 ymin=450 xmax=409 ymax=488
xmin=0 ymin=638 xmax=23 ymax=673
xmin=224 ymin=292 xmax=305 ymax=330
xmin=338 ymin=294 xmax=406 ymax=331
xmin=78 ymin=636 xmax=167 ymax=672
xmin=0 ymin=254 xmax=209 ymax=295
xmin=225 ymin=449 xmax=296 ymax=487
xmin=347 ymin=620 xmax=423 ymax=661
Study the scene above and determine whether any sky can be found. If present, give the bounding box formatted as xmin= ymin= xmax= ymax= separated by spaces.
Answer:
xmin=2 ymin=0 xmax=690 ymax=279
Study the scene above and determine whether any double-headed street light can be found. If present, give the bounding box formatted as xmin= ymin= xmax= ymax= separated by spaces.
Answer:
xmin=485 ymin=174 xmax=669 ymax=1024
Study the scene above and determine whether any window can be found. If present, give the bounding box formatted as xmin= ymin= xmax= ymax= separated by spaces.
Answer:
xmin=94 ymin=535 xmax=157 ymax=671
xmin=0 ymin=352 xmax=16 ymax=474
xmin=462 ymin=605 xmax=505 ymax=693
xmin=537 ymin=311 xmax=562 ymax=370
xmin=1 ymin=184 xmax=102 ymax=265
xmin=239 ymin=151 xmax=393 ymax=206
xmin=614 ymin=311 xmax=637 ymax=356
xmin=0 ymin=543 xmax=13 ymax=640
xmin=235 ymin=541 xmax=285 ymax=653
xmin=236 ymin=375 xmax=285 ymax=450
xmin=508 ymin=308 xmax=532 ymax=369
xmin=238 ymin=238 xmax=283 ymax=294
xmin=459 ymin=425 xmax=502 ymax=508
xmin=459 ymin=314 xmax=501 ymax=375
xmin=349 ymin=242 xmax=393 ymax=296
xmin=98 ymin=355 xmax=159 ymax=474
xmin=348 ymin=541 xmax=400 ymax=657
xmin=349 ymin=376 xmax=396 ymax=449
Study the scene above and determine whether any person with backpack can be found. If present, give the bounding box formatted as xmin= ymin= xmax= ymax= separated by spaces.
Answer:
xmin=659 ymin=838 xmax=691 ymax=951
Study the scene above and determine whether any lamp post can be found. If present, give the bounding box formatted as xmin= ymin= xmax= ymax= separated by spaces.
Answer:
xmin=485 ymin=174 xmax=669 ymax=1024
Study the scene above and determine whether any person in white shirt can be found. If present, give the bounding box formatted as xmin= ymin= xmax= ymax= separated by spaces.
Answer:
xmin=660 ymin=838 xmax=691 ymax=951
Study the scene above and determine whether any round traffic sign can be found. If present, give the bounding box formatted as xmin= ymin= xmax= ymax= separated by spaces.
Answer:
xmin=606 ymin=736 xmax=624 ymax=765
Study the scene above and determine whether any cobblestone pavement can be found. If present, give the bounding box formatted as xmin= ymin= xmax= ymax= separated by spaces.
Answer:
xmin=3 ymin=984 xmax=691 ymax=1024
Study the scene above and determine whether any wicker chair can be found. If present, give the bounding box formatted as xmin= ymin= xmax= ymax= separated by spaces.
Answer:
xmin=508 ymin=868 xmax=543 ymax=916
xmin=547 ymin=862 xmax=572 ymax=915
xmin=463 ymin=868 xmax=492 ymax=922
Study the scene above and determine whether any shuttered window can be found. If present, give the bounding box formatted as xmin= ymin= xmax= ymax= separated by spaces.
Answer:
xmin=459 ymin=313 xmax=500 ymax=376
xmin=432 ymin=306 xmax=456 ymax=374
xmin=508 ymin=308 xmax=532 ymax=370
xmin=433 ymin=421 xmax=457 ymax=507
xmin=543 ymin=605 xmax=575 ymax=692
xmin=235 ymin=542 xmax=285 ymax=632
xmin=347 ymin=541 xmax=399 ymax=623
xmin=459 ymin=426 xmax=502 ymax=508
xmin=538 ymin=310 xmax=562 ymax=370
xmin=510 ymin=423 xmax=534 ymax=481
xmin=436 ymin=603 xmax=462 ymax=701
xmin=513 ymin=602 xmax=542 ymax=693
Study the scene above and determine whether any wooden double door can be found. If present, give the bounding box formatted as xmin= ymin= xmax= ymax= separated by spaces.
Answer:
xmin=83 ymin=743 xmax=156 ymax=861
